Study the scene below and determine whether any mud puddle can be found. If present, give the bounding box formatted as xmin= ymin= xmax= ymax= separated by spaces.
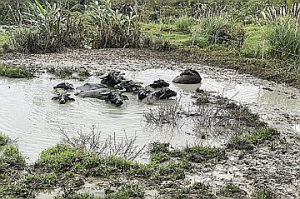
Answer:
xmin=0 ymin=67 xmax=299 ymax=163
xmin=1 ymin=49 xmax=300 ymax=198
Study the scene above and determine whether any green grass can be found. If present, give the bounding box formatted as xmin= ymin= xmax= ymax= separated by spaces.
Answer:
xmin=140 ymin=22 xmax=191 ymax=46
xmin=1 ymin=145 xmax=26 ymax=169
xmin=180 ymin=182 xmax=216 ymax=198
xmin=172 ymin=144 xmax=226 ymax=163
xmin=0 ymin=65 xmax=33 ymax=78
xmin=0 ymin=32 xmax=10 ymax=52
xmin=0 ymin=134 xmax=10 ymax=147
xmin=227 ymin=128 xmax=278 ymax=150
xmin=218 ymin=184 xmax=247 ymax=198
xmin=252 ymin=187 xmax=278 ymax=199
xmin=25 ymin=173 xmax=57 ymax=188
xmin=241 ymin=25 xmax=271 ymax=58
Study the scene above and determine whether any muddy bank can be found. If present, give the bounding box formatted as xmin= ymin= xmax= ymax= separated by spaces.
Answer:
xmin=0 ymin=49 xmax=299 ymax=198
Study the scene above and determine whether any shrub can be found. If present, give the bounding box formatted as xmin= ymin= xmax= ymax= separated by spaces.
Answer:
xmin=227 ymin=128 xmax=278 ymax=150
xmin=0 ymin=145 xmax=26 ymax=169
xmin=201 ymin=15 xmax=244 ymax=46
xmin=241 ymin=25 xmax=271 ymax=58
xmin=267 ymin=17 xmax=300 ymax=58
xmin=85 ymin=0 xmax=140 ymax=48
xmin=175 ymin=16 xmax=192 ymax=33
xmin=0 ymin=65 xmax=33 ymax=78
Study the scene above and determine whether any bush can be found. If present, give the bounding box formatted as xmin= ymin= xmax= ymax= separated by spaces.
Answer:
xmin=201 ymin=15 xmax=244 ymax=46
xmin=241 ymin=25 xmax=271 ymax=58
xmin=12 ymin=1 xmax=83 ymax=53
xmin=267 ymin=17 xmax=300 ymax=58
xmin=175 ymin=16 xmax=192 ymax=33
xmin=0 ymin=65 xmax=33 ymax=78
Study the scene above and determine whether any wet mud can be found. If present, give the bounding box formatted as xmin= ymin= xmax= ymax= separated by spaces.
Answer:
xmin=0 ymin=49 xmax=299 ymax=198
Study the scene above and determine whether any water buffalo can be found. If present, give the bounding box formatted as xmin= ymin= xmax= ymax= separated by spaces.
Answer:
xmin=101 ymin=71 xmax=124 ymax=87
xmin=52 ymin=93 xmax=75 ymax=104
xmin=152 ymin=87 xmax=177 ymax=100
xmin=114 ymin=80 xmax=142 ymax=92
xmin=149 ymin=79 xmax=169 ymax=88
xmin=75 ymin=88 xmax=128 ymax=107
xmin=53 ymin=82 xmax=74 ymax=90
xmin=172 ymin=69 xmax=202 ymax=84
xmin=76 ymin=83 xmax=108 ymax=92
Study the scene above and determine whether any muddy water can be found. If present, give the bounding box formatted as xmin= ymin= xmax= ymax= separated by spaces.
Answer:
xmin=1 ymin=67 xmax=300 ymax=163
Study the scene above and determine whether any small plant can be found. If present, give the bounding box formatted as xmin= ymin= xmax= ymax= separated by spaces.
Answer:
xmin=58 ymin=67 xmax=73 ymax=79
xmin=1 ymin=145 xmax=26 ymax=169
xmin=150 ymin=153 xmax=170 ymax=163
xmin=144 ymin=100 xmax=181 ymax=126
xmin=181 ymin=182 xmax=215 ymax=198
xmin=60 ymin=128 xmax=145 ymax=161
xmin=25 ymin=173 xmax=58 ymax=189
xmin=227 ymin=127 xmax=278 ymax=150
xmin=154 ymin=161 xmax=185 ymax=180
xmin=0 ymin=134 xmax=10 ymax=147
xmin=55 ymin=192 xmax=97 ymax=199
xmin=34 ymin=144 xmax=101 ymax=173
xmin=149 ymin=142 xmax=170 ymax=154
xmin=78 ymin=68 xmax=90 ymax=77
xmin=218 ymin=183 xmax=247 ymax=198
xmin=107 ymin=182 xmax=145 ymax=199
xmin=252 ymin=187 xmax=278 ymax=199
xmin=182 ymin=144 xmax=226 ymax=163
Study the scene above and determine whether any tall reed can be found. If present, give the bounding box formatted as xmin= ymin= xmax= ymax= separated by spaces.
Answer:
xmin=267 ymin=17 xmax=300 ymax=58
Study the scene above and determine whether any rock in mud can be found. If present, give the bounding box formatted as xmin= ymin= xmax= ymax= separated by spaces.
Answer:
xmin=172 ymin=69 xmax=202 ymax=84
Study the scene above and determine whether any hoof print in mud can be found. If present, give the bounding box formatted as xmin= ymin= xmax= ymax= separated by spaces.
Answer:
xmin=52 ymin=93 xmax=75 ymax=104
xmin=149 ymin=79 xmax=169 ymax=88
xmin=172 ymin=69 xmax=202 ymax=84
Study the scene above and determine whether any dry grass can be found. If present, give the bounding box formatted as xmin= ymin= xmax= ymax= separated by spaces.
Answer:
xmin=59 ymin=126 xmax=145 ymax=161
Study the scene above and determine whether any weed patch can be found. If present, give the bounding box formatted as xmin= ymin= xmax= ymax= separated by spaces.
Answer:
xmin=227 ymin=128 xmax=278 ymax=150
xmin=0 ymin=65 xmax=33 ymax=78
xmin=218 ymin=183 xmax=247 ymax=198
xmin=179 ymin=182 xmax=216 ymax=199
xmin=252 ymin=187 xmax=278 ymax=199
